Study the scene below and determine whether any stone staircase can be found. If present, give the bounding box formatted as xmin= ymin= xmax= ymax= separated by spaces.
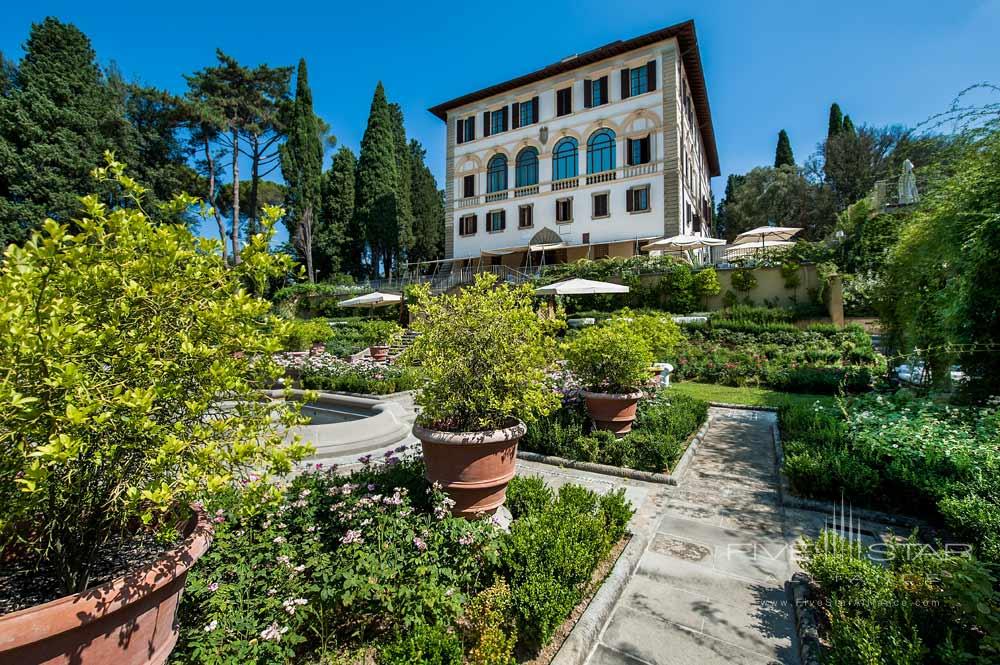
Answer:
xmin=388 ymin=329 xmax=418 ymax=359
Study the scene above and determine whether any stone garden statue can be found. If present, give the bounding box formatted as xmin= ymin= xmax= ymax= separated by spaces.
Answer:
xmin=898 ymin=159 xmax=920 ymax=205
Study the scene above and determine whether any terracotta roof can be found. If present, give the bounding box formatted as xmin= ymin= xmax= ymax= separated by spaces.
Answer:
xmin=428 ymin=20 xmax=720 ymax=177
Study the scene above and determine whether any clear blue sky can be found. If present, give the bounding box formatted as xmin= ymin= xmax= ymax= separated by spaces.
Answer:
xmin=4 ymin=0 xmax=998 ymax=202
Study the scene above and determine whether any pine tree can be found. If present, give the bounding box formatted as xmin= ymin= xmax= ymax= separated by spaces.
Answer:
xmin=408 ymin=139 xmax=444 ymax=264
xmin=774 ymin=129 xmax=795 ymax=168
xmin=279 ymin=59 xmax=323 ymax=282
xmin=842 ymin=114 xmax=856 ymax=135
xmin=389 ymin=102 xmax=413 ymax=269
xmin=827 ymin=103 xmax=844 ymax=139
xmin=355 ymin=82 xmax=398 ymax=278
xmin=316 ymin=146 xmax=358 ymax=278
xmin=0 ymin=18 xmax=129 ymax=246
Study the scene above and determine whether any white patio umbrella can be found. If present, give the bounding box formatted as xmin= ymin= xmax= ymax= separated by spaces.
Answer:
xmin=534 ymin=278 xmax=630 ymax=296
xmin=732 ymin=226 xmax=803 ymax=249
xmin=336 ymin=291 xmax=402 ymax=309
xmin=724 ymin=240 xmax=795 ymax=260
xmin=641 ymin=234 xmax=726 ymax=252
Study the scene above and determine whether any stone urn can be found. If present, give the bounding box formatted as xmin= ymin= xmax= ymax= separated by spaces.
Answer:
xmin=413 ymin=420 xmax=526 ymax=518
xmin=0 ymin=507 xmax=213 ymax=665
xmin=369 ymin=345 xmax=389 ymax=362
xmin=581 ymin=390 xmax=643 ymax=436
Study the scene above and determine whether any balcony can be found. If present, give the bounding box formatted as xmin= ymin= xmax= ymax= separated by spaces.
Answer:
xmin=457 ymin=196 xmax=480 ymax=209
xmin=623 ymin=162 xmax=657 ymax=178
xmin=585 ymin=171 xmax=617 ymax=186
xmin=552 ymin=177 xmax=579 ymax=191
xmin=514 ymin=184 xmax=539 ymax=197
xmin=485 ymin=190 xmax=509 ymax=203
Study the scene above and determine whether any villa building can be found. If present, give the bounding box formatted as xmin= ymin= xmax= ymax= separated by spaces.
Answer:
xmin=428 ymin=19 xmax=720 ymax=271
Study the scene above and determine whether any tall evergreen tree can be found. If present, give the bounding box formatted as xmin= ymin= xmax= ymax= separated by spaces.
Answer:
xmin=355 ymin=82 xmax=398 ymax=277
xmin=408 ymin=139 xmax=444 ymax=264
xmin=842 ymin=114 xmax=856 ymax=135
xmin=774 ymin=129 xmax=795 ymax=168
xmin=239 ymin=62 xmax=291 ymax=236
xmin=279 ymin=59 xmax=323 ymax=282
xmin=316 ymin=146 xmax=358 ymax=278
xmin=0 ymin=18 xmax=129 ymax=246
xmin=827 ymin=102 xmax=844 ymax=139
xmin=388 ymin=103 xmax=413 ymax=270
xmin=714 ymin=173 xmax=745 ymax=240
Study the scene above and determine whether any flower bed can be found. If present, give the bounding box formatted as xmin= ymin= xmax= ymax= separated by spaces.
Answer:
xmin=520 ymin=390 xmax=709 ymax=474
xmin=672 ymin=313 xmax=884 ymax=394
xmin=274 ymin=352 xmax=421 ymax=395
xmin=779 ymin=392 xmax=1000 ymax=564
xmin=799 ymin=530 xmax=999 ymax=663
xmin=172 ymin=453 xmax=633 ymax=663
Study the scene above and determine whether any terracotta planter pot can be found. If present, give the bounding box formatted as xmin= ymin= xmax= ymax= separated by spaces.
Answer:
xmin=0 ymin=507 xmax=213 ymax=665
xmin=581 ymin=390 xmax=643 ymax=436
xmin=414 ymin=420 xmax=526 ymax=518
xmin=369 ymin=345 xmax=389 ymax=361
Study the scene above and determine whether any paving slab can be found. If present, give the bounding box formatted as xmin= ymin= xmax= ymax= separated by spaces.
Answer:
xmin=567 ymin=407 xmax=802 ymax=665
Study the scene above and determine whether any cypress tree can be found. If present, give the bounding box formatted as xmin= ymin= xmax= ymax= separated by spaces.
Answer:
xmin=827 ymin=103 xmax=844 ymax=139
xmin=279 ymin=58 xmax=323 ymax=282
xmin=408 ymin=139 xmax=444 ymax=264
xmin=355 ymin=82 xmax=398 ymax=277
xmin=842 ymin=114 xmax=856 ymax=135
xmin=774 ymin=129 xmax=795 ymax=168
xmin=0 ymin=18 xmax=129 ymax=247
xmin=388 ymin=102 xmax=413 ymax=269
xmin=316 ymin=146 xmax=358 ymax=278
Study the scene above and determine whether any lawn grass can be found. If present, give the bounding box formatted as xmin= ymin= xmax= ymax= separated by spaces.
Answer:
xmin=667 ymin=381 xmax=838 ymax=410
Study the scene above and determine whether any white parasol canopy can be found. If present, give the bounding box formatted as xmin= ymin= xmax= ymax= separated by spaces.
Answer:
xmin=641 ymin=234 xmax=726 ymax=252
xmin=534 ymin=278 xmax=630 ymax=296
xmin=336 ymin=291 xmax=403 ymax=309
xmin=724 ymin=240 xmax=795 ymax=259
xmin=732 ymin=226 xmax=802 ymax=246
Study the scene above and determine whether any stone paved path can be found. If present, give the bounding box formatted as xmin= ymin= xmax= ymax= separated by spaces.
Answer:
xmin=525 ymin=407 xmax=802 ymax=665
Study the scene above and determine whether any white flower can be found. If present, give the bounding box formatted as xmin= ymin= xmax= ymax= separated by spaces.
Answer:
xmin=260 ymin=622 xmax=289 ymax=642
xmin=203 ymin=619 xmax=218 ymax=632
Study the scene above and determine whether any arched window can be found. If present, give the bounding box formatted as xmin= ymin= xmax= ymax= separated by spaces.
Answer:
xmin=487 ymin=154 xmax=507 ymax=193
xmin=587 ymin=129 xmax=616 ymax=174
xmin=515 ymin=147 xmax=539 ymax=187
xmin=552 ymin=138 xmax=578 ymax=181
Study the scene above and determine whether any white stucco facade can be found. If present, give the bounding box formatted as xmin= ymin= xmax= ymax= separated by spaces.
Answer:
xmin=430 ymin=23 xmax=719 ymax=267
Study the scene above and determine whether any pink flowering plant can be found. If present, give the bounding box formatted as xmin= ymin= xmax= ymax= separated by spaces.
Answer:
xmin=173 ymin=450 xmax=500 ymax=664
xmin=274 ymin=352 xmax=421 ymax=395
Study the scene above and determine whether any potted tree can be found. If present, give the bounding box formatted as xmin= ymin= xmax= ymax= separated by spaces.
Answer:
xmin=403 ymin=274 xmax=558 ymax=517
xmin=615 ymin=310 xmax=681 ymax=387
xmin=564 ymin=319 xmax=654 ymax=435
xmin=0 ymin=158 xmax=310 ymax=664
xmin=360 ymin=320 xmax=403 ymax=361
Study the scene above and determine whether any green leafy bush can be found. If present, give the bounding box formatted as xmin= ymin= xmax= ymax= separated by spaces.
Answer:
xmin=459 ymin=580 xmax=517 ymax=665
xmin=801 ymin=530 xmax=1000 ymax=663
xmin=358 ymin=319 xmax=403 ymax=348
xmin=378 ymin=624 xmax=463 ymax=665
xmin=404 ymin=274 xmax=559 ymax=432
xmin=564 ymin=319 xmax=653 ymax=393
xmin=731 ymin=267 xmax=758 ymax=294
xmin=692 ymin=266 xmax=722 ymax=298
xmin=0 ymin=157 xmax=310 ymax=595
xmin=281 ymin=318 xmax=334 ymax=351
xmin=504 ymin=475 xmax=553 ymax=519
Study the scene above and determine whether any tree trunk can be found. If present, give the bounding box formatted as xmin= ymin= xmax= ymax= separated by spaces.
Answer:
xmin=293 ymin=207 xmax=316 ymax=283
xmin=202 ymin=134 xmax=228 ymax=265
xmin=249 ymin=133 xmax=260 ymax=236
xmin=231 ymin=127 xmax=241 ymax=264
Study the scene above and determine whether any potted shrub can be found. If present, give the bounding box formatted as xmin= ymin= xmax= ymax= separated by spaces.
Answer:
xmin=359 ymin=320 xmax=403 ymax=361
xmin=403 ymin=274 xmax=559 ymax=517
xmin=614 ymin=311 xmax=681 ymax=386
xmin=564 ymin=320 xmax=654 ymax=435
xmin=0 ymin=158 xmax=310 ymax=664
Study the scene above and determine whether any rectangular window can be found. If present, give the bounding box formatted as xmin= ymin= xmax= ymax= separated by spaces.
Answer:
xmin=628 ymin=135 xmax=651 ymax=165
xmin=590 ymin=77 xmax=607 ymax=106
xmin=459 ymin=214 xmax=477 ymax=236
xmin=630 ymin=66 xmax=649 ymax=96
xmin=487 ymin=210 xmax=505 ymax=233
xmin=518 ymin=204 xmax=533 ymax=229
xmin=556 ymin=198 xmax=573 ymax=223
xmin=463 ymin=175 xmax=475 ymax=198
xmin=490 ymin=109 xmax=506 ymax=135
xmin=627 ymin=186 xmax=650 ymax=213
xmin=518 ymin=98 xmax=535 ymax=127
xmin=464 ymin=116 xmax=475 ymax=142
xmin=556 ymin=87 xmax=572 ymax=116
xmin=592 ymin=192 xmax=609 ymax=218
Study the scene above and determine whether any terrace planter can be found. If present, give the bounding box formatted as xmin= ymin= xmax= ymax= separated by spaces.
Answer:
xmin=413 ymin=419 xmax=526 ymax=518
xmin=369 ymin=345 xmax=389 ymax=362
xmin=581 ymin=390 xmax=643 ymax=436
xmin=0 ymin=507 xmax=213 ymax=665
